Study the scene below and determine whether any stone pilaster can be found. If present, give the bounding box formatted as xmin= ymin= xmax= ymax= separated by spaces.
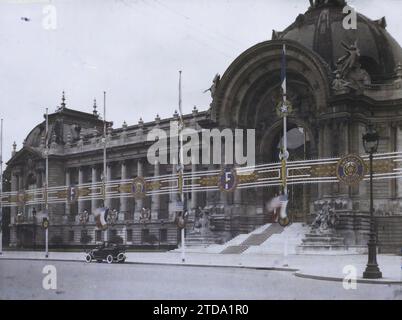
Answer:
xmin=105 ymin=163 xmax=112 ymax=208
xmin=65 ymin=169 xmax=71 ymax=215
xmin=191 ymin=155 xmax=197 ymax=210
xmin=151 ymin=161 xmax=160 ymax=220
xmin=134 ymin=160 xmax=143 ymax=221
xmin=120 ymin=161 xmax=128 ymax=220
xmin=78 ymin=167 xmax=84 ymax=214
xmin=91 ymin=166 xmax=98 ymax=213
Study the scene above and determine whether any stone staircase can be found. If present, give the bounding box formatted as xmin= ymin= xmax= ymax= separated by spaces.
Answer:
xmin=298 ymin=232 xmax=346 ymax=252
xmin=184 ymin=231 xmax=221 ymax=247
xmin=377 ymin=216 xmax=402 ymax=254
xmin=221 ymin=224 xmax=284 ymax=254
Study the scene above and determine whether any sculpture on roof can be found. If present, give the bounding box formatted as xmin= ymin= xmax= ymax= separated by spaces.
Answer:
xmin=203 ymin=74 xmax=221 ymax=99
xmin=309 ymin=0 xmax=346 ymax=8
xmin=337 ymin=41 xmax=360 ymax=77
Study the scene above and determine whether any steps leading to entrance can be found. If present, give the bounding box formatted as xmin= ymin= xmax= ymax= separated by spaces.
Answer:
xmin=244 ymin=223 xmax=309 ymax=255
xmin=221 ymin=224 xmax=285 ymax=254
xmin=241 ymin=223 xmax=284 ymax=246
xmin=220 ymin=245 xmax=250 ymax=254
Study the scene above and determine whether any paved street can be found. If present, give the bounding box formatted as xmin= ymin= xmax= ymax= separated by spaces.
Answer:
xmin=1 ymin=259 xmax=401 ymax=300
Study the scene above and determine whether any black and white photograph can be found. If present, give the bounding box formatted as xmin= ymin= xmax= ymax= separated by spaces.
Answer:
xmin=0 ymin=0 xmax=402 ymax=304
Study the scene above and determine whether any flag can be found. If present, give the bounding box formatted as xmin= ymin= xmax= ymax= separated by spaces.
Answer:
xmin=44 ymin=109 xmax=49 ymax=149
xmin=93 ymin=207 xmax=109 ymax=230
xmin=281 ymin=44 xmax=287 ymax=97
xmin=178 ymin=71 xmax=184 ymax=127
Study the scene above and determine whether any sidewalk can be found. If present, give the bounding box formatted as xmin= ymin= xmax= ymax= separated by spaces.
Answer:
xmin=1 ymin=250 xmax=401 ymax=284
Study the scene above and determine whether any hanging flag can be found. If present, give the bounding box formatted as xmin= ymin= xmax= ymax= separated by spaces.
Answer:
xmin=93 ymin=207 xmax=109 ymax=230
xmin=281 ymin=44 xmax=287 ymax=98
xmin=178 ymin=71 xmax=184 ymax=127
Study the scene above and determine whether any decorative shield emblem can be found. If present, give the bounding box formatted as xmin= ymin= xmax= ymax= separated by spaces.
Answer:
xmin=17 ymin=191 xmax=25 ymax=205
xmin=67 ymin=185 xmax=77 ymax=203
xmin=218 ymin=166 xmax=237 ymax=192
xmin=132 ymin=177 xmax=146 ymax=199
xmin=337 ymin=154 xmax=366 ymax=185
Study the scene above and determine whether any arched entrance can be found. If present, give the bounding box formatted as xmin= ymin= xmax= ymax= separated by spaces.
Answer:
xmin=260 ymin=120 xmax=315 ymax=222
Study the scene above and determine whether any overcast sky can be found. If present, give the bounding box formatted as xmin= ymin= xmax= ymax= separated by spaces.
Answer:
xmin=1 ymin=0 xmax=402 ymax=165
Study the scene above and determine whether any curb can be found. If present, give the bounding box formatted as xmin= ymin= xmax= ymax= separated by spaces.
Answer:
xmin=294 ymin=271 xmax=402 ymax=285
xmin=0 ymin=256 xmax=297 ymax=272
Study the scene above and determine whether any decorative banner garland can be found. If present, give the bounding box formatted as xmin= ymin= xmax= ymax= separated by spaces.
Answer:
xmin=1 ymin=151 xmax=402 ymax=207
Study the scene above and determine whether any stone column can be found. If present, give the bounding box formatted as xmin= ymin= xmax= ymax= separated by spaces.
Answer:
xmin=338 ymin=120 xmax=350 ymax=196
xmin=151 ymin=161 xmax=160 ymax=220
xmin=169 ymin=160 xmax=177 ymax=221
xmin=91 ymin=166 xmax=97 ymax=213
xmin=65 ymin=169 xmax=71 ymax=216
xmin=18 ymin=174 xmax=24 ymax=192
xmin=105 ymin=163 xmax=112 ymax=208
xmin=322 ymin=121 xmax=333 ymax=198
xmin=397 ymin=124 xmax=402 ymax=201
xmin=120 ymin=161 xmax=128 ymax=220
xmin=134 ymin=160 xmax=143 ymax=221
xmin=78 ymin=167 xmax=84 ymax=214
xmin=10 ymin=172 xmax=18 ymax=223
xmin=191 ymin=155 xmax=197 ymax=210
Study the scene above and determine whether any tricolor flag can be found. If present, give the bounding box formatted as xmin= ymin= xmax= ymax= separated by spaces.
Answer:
xmin=178 ymin=70 xmax=184 ymax=128
xmin=281 ymin=44 xmax=287 ymax=98
xmin=93 ymin=207 xmax=109 ymax=230
xmin=44 ymin=108 xmax=50 ymax=150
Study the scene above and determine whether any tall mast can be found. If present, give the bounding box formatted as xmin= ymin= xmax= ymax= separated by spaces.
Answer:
xmin=45 ymin=108 xmax=49 ymax=258
xmin=178 ymin=70 xmax=186 ymax=263
xmin=0 ymin=118 xmax=3 ymax=254
xmin=281 ymin=43 xmax=288 ymax=196
xmin=103 ymin=91 xmax=107 ymax=206
xmin=45 ymin=108 xmax=49 ymax=210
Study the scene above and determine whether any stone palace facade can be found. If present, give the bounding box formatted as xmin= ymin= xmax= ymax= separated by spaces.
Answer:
xmin=3 ymin=0 xmax=402 ymax=252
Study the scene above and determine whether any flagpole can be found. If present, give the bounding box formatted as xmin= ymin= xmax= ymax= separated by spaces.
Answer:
xmin=282 ymin=43 xmax=288 ymax=198
xmin=103 ymin=91 xmax=107 ymax=242
xmin=103 ymin=91 xmax=107 ymax=206
xmin=0 ymin=118 xmax=3 ymax=255
xmin=179 ymin=70 xmax=185 ymax=263
xmin=45 ymin=108 xmax=49 ymax=258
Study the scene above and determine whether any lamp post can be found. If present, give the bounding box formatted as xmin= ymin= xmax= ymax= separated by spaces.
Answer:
xmin=362 ymin=123 xmax=382 ymax=279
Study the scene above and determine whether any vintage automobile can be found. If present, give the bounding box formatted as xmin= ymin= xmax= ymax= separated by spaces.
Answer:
xmin=85 ymin=241 xmax=126 ymax=264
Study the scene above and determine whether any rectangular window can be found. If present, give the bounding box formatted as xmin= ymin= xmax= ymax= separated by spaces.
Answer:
xmin=95 ymin=230 xmax=102 ymax=242
xmin=126 ymin=229 xmax=133 ymax=242
xmin=110 ymin=229 xmax=117 ymax=238
xmin=141 ymin=229 xmax=149 ymax=243
xmin=68 ymin=230 xmax=74 ymax=242
xmin=160 ymin=229 xmax=167 ymax=242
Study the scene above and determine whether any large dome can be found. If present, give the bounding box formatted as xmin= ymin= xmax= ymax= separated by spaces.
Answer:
xmin=273 ymin=0 xmax=402 ymax=82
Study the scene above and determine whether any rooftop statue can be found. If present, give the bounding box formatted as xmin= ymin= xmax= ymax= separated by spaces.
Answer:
xmin=336 ymin=41 xmax=360 ymax=77
xmin=309 ymin=0 xmax=346 ymax=8
xmin=203 ymin=74 xmax=220 ymax=99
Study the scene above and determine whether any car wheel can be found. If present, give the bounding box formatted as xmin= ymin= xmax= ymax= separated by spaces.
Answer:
xmin=106 ymin=255 xmax=113 ymax=264
xmin=117 ymin=253 xmax=126 ymax=262
xmin=85 ymin=254 xmax=92 ymax=263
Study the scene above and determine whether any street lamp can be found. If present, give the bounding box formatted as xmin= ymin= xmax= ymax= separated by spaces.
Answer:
xmin=362 ymin=123 xmax=382 ymax=279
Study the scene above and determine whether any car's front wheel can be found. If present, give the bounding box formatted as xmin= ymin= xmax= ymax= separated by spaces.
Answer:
xmin=85 ymin=254 xmax=92 ymax=263
xmin=106 ymin=255 xmax=114 ymax=264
